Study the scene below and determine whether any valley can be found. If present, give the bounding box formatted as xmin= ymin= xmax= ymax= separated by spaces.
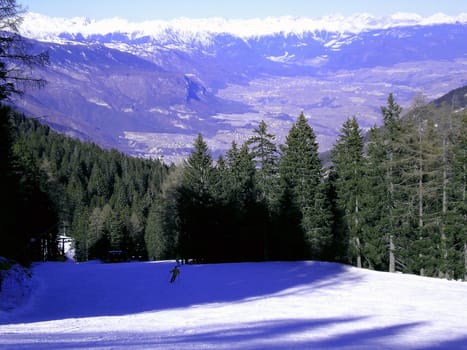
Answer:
xmin=13 ymin=14 xmax=467 ymax=163
xmin=124 ymin=58 xmax=467 ymax=162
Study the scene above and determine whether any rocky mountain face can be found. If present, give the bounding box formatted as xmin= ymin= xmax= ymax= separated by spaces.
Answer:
xmin=12 ymin=14 xmax=467 ymax=162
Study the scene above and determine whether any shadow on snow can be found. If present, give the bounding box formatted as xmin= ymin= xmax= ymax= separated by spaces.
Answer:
xmin=3 ymin=260 xmax=355 ymax=324
xmin=3 ymin=317 xmax=467 ymax=349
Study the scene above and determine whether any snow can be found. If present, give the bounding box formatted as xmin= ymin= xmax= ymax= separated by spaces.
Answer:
xmin=0 ymin=260 xmax=33 ymax=313
xmin=87 ymin=98 xmax=111 ymax=109
xmin=267 ymin=52 xmax=296 ymax=63
xmin=19 ymin=12 xmax=467 ymax=44
xmin=1 ymin=260 xmax=467 ymax=349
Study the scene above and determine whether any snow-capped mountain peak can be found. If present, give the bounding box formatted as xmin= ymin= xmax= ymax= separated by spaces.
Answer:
xmin=20 ymin=12 xmax=467 ymax=44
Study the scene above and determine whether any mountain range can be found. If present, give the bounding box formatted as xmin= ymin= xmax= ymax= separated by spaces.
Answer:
xmin=12 ymin=12 xmax=467 ymax=162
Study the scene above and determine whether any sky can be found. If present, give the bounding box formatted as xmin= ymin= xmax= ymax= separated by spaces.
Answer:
xmin=17 ymin=0 xmax=467 ymax=21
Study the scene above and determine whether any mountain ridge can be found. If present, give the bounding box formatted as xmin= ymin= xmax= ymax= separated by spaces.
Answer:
xmin=21 ymin=12 xmax=467 ymax=43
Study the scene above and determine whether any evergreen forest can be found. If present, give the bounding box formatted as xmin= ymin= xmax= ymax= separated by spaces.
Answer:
xmin=0 ymin=89 xmax=466 ymax=280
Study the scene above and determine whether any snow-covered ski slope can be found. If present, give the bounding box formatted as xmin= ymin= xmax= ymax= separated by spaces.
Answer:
xmin=1 ymin=260 xmax=466 ymax=349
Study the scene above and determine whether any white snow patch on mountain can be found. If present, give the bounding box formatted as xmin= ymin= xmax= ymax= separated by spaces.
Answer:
xmin=87 ymin=98 xmax=111 ymax=109
xmin=1 ymin=260 xmax=466 ymax=349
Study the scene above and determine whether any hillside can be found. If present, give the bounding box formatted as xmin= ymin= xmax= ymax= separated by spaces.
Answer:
xmin=432 ymin=84 xmax=467 ymax=110
xmin=1 ymin=260 xmax=467 ymax=349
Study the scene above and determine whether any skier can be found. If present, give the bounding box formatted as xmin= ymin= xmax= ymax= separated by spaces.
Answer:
xmin=169 ymin=265 xmax=180 ymax=283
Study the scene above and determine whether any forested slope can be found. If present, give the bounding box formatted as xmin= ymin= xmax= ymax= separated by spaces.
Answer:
xmin=1 ymin=85 xmax=465 ymax=280
xmin=0 ymin=106 xmax=169 ymax=263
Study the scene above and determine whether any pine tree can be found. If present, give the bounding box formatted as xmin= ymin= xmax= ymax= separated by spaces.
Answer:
xmin=366 ymin=93 xmax=459 ymax=276
xmin=399 ymin=99 xmax=444 ymax=276
xmin=87 ymin=161 xmax=111 ymax=200
xmin=145 ymin=167 xmax=182 ymax=261
xmin=235 ymin=143 xmax=264 ymax=261
xmin=87 ymin=205 xmax=111 ymax=260
xmin=223 ymin=141 xmax=242 ymax=202
xmin=271 ymin=184 xmax=303 ymax=260
xmin=436 ymin=103 xmax=455 ymax=278
xmin=8 ymin=122 xmax=59 ymax=262
xmin=379 ymin=94 xmax=404 ymax=273
xmin=128 ymin=211 xmax=145 ymax=260
xmin=71 ymin=206 xmax=90 ymax=261
xmin=434 ymin=105 xmax=466 ymax=279
xmin=247 ymin=120 xmax=280 ymax=209
xmin=448 ymin=111 xmax=467 ymax=280
xmin=0 ymin=18 xmax=52 ymax=260
xmin=108 ymin=205 xmax=129 ymax=252
xmin=210 ymin=153 xmax=243 ymax=262
xmin=362 ymin=126 xmax=390 ymax=270
xmin=279 ymin=112 xmax=331 ymax=259
xmin=0 ymin=106 xmax=16 ymax=260
xmin=211 ymin=155 xmax=229 ymax=204
xmin=323 ymin=170 xmax=348 ymax=263
xmin=177 ymin=134 xmax=215 ymax=262
xmin=182 ymin=134 xmax=214 ymax=199
xmin=330 ymin=116 xmax=366 ymax=267
xmin=224 ymin=141 xmax=257 ymax=207
xmin=145 ymin=197 xmax=167 ymax=260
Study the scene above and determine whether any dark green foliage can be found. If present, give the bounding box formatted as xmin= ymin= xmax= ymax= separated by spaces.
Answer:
xmin=87 ymin=206 xmax=111 ymax=260
xmin=221 ymin=142 xmax=266 ymax=261
xmin=445 ymin=111 xmax=467 ymax=279
xmin=247 ymin=120 xmax=280 ymax=209
xmin=0 ymin=106 xmax=59 ymax=263
xmin=173 ymin=135 xmax=270 ymax=263
xmin=0 ymin=106 xmax=16 ymax=260
xmin=270 ymin=185 xmax=304 ymax=260
xmin=170 ymin=118 xmax=336 ymax=264
xmin=145 ymin=198 xmax=167 ymax=261
xmin=2 ymin=107 xmax=169 ymax=262
xmin=330 ymin=116 xmax=367 ymax=267
xmin=375 ymin=94 xmax=404 ymax=272
xmin=335 ymin=93 xmax=467 ymax=279
xmin=279 ymin=112 xmax=332 ymax=259
xmin=176 ymin=134 xmax=216 ymax=262
xmin=182 ymin=134 xmax=214 ymax=197
xmin=360 ymin=127 xmax=390 ymax=271
xmin=322 ymin=170 xmax=348 ymax=263
xmin=280 ymin=113 xmax=321 ymax=209
xmin=145 ymin=167 xmax=182 ymax=261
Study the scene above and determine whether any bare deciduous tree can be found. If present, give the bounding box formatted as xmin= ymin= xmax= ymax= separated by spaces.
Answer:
xmin=0 ymin=0 xmax=48 ymax=100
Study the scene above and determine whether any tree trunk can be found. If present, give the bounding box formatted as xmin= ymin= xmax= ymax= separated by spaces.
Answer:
xmin=355 ymin=197 xmax=361 ymax=268
xmin=440 ymin=133 xmax=448 ymax=277
xmin=464 ymin=161 xmax=466 ymax=282
xmin=388 ymin=151 xmax=396 ymax=273
xmin=418 ymin=125 xmax=424 ymax=277
xmin=418 ymin=119 xmax=424 ymax=230
xmin=355 ymin=237 xmax=362 ymax=268
xmin=464 ymin=242 xmax=467 ymax=282
xmin=389 ymin=234 xmax=395 ymax=273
